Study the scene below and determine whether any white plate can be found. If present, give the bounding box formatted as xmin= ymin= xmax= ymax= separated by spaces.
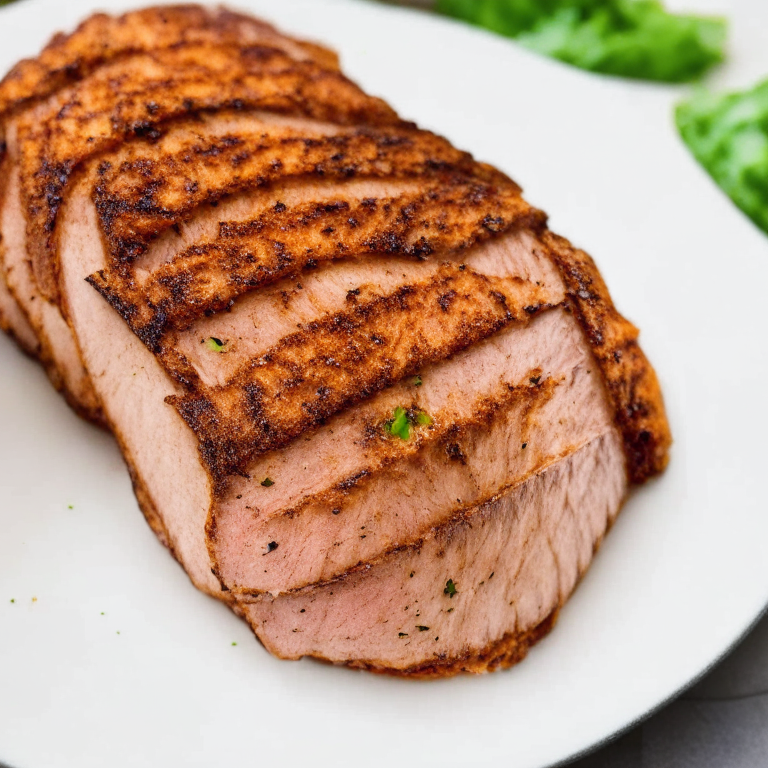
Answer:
xmin=1 ymin=1 xmax=767 ymax=766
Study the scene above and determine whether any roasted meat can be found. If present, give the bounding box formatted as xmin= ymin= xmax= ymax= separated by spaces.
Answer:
xmin=0 ymin=5 xmax=670 ymax=677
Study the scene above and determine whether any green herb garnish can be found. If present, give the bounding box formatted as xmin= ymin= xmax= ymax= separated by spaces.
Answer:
xmin=398 ymin=632 xmax=409 ymax=638
xmin=416 ymin=625 xmax=430 ymax=631
xmin=261 ymin=477 xmax=275 ymax=487
xmin=232 ymin=642 xmax=238 ymax=646
xmin=677 ymin=80 xmax=768 ymax=236
xmin=385 ymin=406 xmax=411 ymax=440
xmin=436 ymin=0 xmax=727 ymax=83
xmin=205 ymin=336 xmax=227 ymax=352
xmin=444 ymin=579 xmax=458 ymax=598
xmin=384 ymin=406 xmax=434 ymax=440
xmin=413 ymin=375 xmax=423 ymax=387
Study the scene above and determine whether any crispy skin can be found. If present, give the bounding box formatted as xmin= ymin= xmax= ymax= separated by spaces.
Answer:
xmin=18 ymin=42 xmax=400 ymax=304
xmin=543 ymin=232 xmax=671 ymax=483
xmin=0 ymin=5 xmax=337 ymax=118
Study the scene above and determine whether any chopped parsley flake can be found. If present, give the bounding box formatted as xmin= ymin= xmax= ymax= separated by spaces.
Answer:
xmin=261 ymin=477 xmax=275 ymax=487
xmin=413 ymin=375 xmax=423 ymax=387
xmin=385 ymin=407 xmax=411 ymax=440
xmin=384 ymin=406 xmax=434 ymax=440
xmin=522 ymin=442 xmax=528 ymax=449
xmin=265 ymin=541 xmax=278 ymax=553
xmin=10 ymin=599 xmax=15 ymax=604
xmin=529 ymin=375 xmax=542 ymax=385
xmin=67 ymin=504 xmax=74 ymax=510
xmin=232 ymin=642 xmax=238 ymax=646
xmin=398 ymin=632 xmax=409 ymax=638
xmin=444 ymin=579 xmax=458 ymax=598
xmin=416 ymin=625 xmax=430 ymax=631
xmin=205 ymin=337 xmax=227 ymax=352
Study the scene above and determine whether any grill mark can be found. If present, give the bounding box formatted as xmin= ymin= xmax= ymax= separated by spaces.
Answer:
xmin=92 ymin=123 xmax=475 ymax=264
xmin=541 ymin=231 xmax=671 ymax=483
xmin=0 ymin=5 xmax=338 ymax=117
xmin=167 ymin=266 xmax=556 ymax=481
xmin=88 ymin=181 xmax=542 ymax=356
xmin=18 ymin=41 xmax=401 ymax=303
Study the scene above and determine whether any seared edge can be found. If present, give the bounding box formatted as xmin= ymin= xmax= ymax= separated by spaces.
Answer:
xmin=0 ymin=5 xmax=337 ymax=118
xmin=19 ymin=41 xmax=400 ymax=303
xmin=345 ymin=608 xmax=558 ymax=679
xmin=91 ymin=122 xmax=475 ymax=266
xmin=89 ymin=182 xmax=540 ymax=358
xmin=542 ymin=231 xmax=671 ymax=483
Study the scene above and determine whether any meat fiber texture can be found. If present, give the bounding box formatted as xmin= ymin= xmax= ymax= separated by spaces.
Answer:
xmin=0 ymin=5 xmax=671 ymax=677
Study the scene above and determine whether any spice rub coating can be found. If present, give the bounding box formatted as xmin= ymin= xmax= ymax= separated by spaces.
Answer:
xmin=0 ymin=4 xmax=671 ymax=678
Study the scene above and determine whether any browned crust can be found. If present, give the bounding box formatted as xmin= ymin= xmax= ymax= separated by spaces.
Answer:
xmin=345 ymin=607 xmax=559 ymax=679
xmin=542 ymin=231 xmax=671 ymax=483
xmin=171 ymin=276 xmax=554 ymax=482
xmin=90 ymin=180 xmax=540 ymax=358
xmin=92 ymin=122 xmax=476 ymax=267
xmin=19 ymin=41 xmax=400 ymax=305
xmin=0 ymin=5 xmax=338 ymax=118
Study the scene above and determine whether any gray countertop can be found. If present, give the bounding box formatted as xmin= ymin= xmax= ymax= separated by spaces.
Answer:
xmin=571 ymin=609 xmax=768 ymax=767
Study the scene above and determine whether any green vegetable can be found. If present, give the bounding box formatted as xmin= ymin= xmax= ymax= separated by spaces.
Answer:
xmin=205 ymin=337 xmax=227 ymax=352
xmin=261 ymin=477 xmax=275 ymax=487
xmin=444 ymin=579 xmax=458 ymax=598
xmin=436 ymin=0 xmax=726 ymax=82
xmin=413 ymin=375 xmax=423 ymax=387
xmin=676 ymin=80 xmax=768 ymax=236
